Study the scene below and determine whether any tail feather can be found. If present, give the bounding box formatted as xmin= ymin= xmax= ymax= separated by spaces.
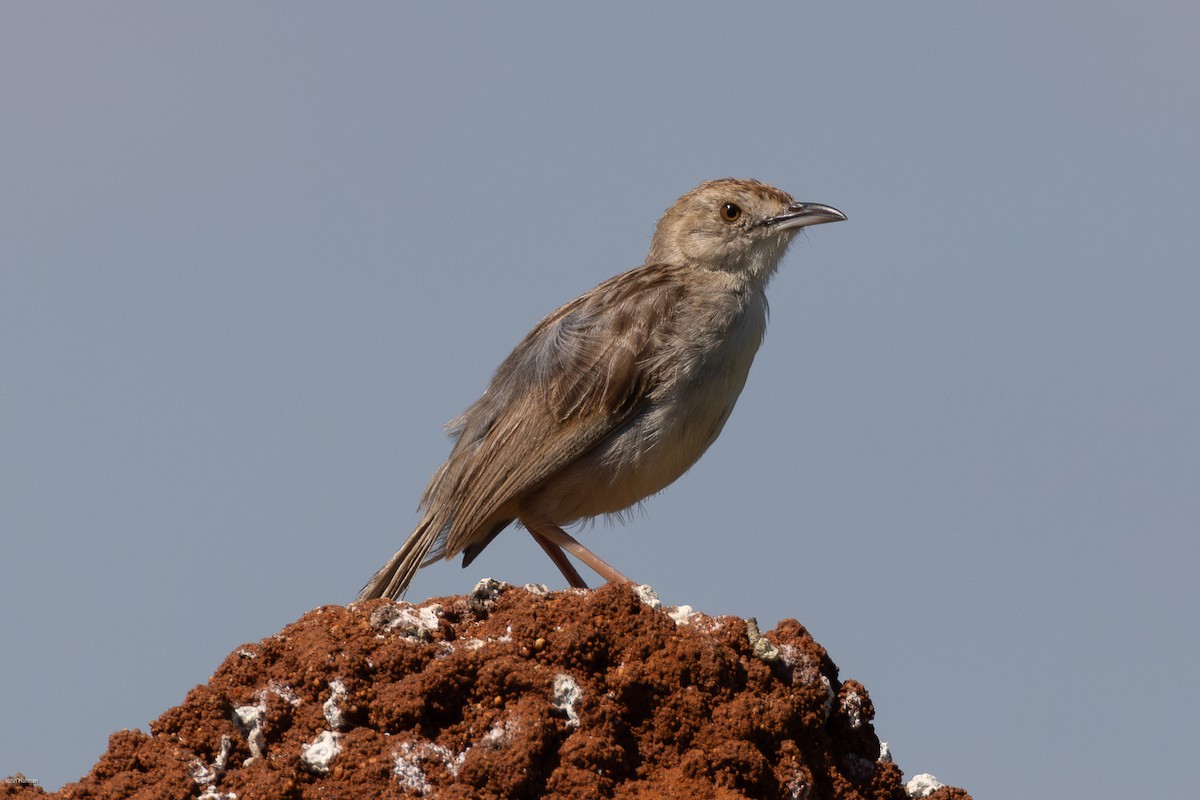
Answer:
xmin=357 ymin=513 xmax=445 ymax=600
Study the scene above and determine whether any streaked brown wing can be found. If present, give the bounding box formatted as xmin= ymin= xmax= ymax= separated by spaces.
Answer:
xmin=427 ymin=264 xmax=688 ymax=557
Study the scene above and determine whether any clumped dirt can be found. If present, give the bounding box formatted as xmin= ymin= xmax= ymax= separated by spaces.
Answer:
xmin=2 ymin=582 xmax=969 ymax=799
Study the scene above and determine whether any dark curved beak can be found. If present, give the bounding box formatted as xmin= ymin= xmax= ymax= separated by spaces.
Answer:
xmin=765 ymin=202 xmax=847 ymax=231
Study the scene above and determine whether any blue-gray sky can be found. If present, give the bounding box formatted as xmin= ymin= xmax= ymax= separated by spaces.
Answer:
xmin=2 ymin=3 xmax=1197 ymax=796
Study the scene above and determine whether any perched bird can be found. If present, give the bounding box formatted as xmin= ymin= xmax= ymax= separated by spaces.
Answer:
xmin=359 ymin=178 xmax=845 ymax=600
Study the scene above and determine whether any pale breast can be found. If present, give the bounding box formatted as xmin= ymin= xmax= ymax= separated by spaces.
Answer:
xmin=520 ymin=286 xmax=768 ymax=524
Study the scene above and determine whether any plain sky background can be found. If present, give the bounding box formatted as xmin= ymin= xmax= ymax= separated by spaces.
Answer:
xmin=2 ymin=3 xmax=1197 ymax=796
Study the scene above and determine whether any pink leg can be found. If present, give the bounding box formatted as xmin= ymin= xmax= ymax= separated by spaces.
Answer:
xmin=524 ymin=519 xmax=633 ymax=587
xmin=529 ymin=529 xmax=589 ymax=588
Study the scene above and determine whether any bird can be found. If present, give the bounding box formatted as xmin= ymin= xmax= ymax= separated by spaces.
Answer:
xmin=358 ymin=178 xmax=845 ymax=600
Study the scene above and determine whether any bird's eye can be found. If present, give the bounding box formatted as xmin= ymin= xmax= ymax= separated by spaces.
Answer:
xmin=720 ymin=203 xmax=742 ymax=223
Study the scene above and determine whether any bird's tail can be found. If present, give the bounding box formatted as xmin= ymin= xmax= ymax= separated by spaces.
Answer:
xmin=357 ymin=512 xmax=446 ymax=600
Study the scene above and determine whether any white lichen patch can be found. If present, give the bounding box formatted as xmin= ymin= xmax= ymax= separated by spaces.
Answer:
xmin=481 ymin=715 xmax=520 ymax=749
xmin=232 ymin=703 xmax=263 ymax=729
xmin=300 ymin=731 xmax=341 ymax=775
xmin=393 ymin=746 xmax=432 ymax=796
xmin=443 ymin=624 xmax=514 ymax=655
xmin=667 ymin=604 xmax=699 ymax=625
xmin=190 ymin=735 xmax=233 ymax=786
xmin=842 ymin=689 xmax=865 ymax=729
xmin=468 ymin=577 xmax=508 ymax=612
xmin=551 ymin=673 xmax=582 ymax=728
xmin=189 ymin=762 xmax=215 ymax=786
xmin=323 ymin=679 xmax=349 ymax=730
xmin=634 ymin=584 xmax=662 ymax=609
xmin=522 ymin=583 xmax=550 ymax=596
xmin=394 ymin=740 xmax=467 ymax=795
xmin=906 ymin=773 xmax=947 ymax=798
xmin=232 ymin=704 xmax=267 ymax=763
xmin=271 ymin=682 xmax=301 ymax=705
xmin=372 ymin=603 xmax=443 ymax=640
xmin=232 ymin=682 xmax=301 ymax=764
xmin=784 ymin=771 xmax=811 ymax=800
xmin=879 ymin=741 xmax=892 ymax=763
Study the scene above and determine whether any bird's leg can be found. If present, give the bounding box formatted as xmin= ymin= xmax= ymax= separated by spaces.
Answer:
xmin=528 ymin=530 xmax=589 ymax=588
xmin=524 ymin=519 xmax=633 ymax=587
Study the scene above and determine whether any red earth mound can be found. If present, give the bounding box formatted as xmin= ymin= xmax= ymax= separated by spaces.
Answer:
xmin=2 ymin=581 xmax=969 ymax=799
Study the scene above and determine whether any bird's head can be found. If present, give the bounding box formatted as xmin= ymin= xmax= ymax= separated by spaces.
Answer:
xmin=646 ymin=178 xmax=845 ymax=282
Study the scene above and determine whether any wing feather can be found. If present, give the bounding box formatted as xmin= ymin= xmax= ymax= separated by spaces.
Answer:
xmin=423 ymin=264 xmax=688 ymax=558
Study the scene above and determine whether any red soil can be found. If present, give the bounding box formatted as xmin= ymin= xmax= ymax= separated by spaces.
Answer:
xmin=2 ymin=582 xmax=969 ymax=800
